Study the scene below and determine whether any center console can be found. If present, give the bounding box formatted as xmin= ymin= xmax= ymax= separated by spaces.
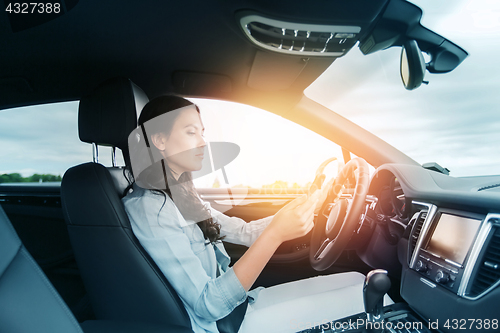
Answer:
xmin=410 ymin=208 xmax=483 ymax=294
xmin=400 ymin=202 xmax=500 ymax=332
xmin=296 ymin=202 xmax=500 ymax=333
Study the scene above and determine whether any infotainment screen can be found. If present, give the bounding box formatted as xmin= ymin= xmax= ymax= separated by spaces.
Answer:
xmin=425 ymin=213 xmax=482 ymax=265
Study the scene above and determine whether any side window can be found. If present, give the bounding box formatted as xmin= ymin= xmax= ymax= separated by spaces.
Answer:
xmin=0 ymin=101 xmax=123 ymax=184
xmin=189 ymin=99 xmax=345 ymax=193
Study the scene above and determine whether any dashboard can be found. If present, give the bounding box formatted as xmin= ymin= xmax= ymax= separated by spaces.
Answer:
xmin=358 ymin=164 xmax=500 ymax=332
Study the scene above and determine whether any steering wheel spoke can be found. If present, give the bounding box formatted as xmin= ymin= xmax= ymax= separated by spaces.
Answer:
xmin=313 ymin=238 xmax=333 ymax=260
xmin=309 ymin=157 xmax=370 ymax=271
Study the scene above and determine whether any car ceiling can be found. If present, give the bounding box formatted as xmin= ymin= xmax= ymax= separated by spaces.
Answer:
xmin=1 ymin=0 xmax=390 ymax=112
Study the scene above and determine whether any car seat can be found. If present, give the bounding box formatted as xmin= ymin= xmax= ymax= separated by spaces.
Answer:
xmin=61 ymin=77 xmax=192 ymax=329
xmin=0 ymin=204 xmax=194 ymax=333
xmin=0 ymin=204 xmax=84 ymax=333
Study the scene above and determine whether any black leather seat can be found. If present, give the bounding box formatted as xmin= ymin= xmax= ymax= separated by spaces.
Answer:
xmin=0 ymin=204 xmax=192 ymax=333
xmin=0 ymin=205 xmax=84 ymax=333
xmin=61 ymin=78 xmax=192 ymax=329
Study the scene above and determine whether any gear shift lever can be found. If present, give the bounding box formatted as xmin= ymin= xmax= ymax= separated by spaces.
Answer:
xmin=363 ymin=269 xmax=391 ymax=331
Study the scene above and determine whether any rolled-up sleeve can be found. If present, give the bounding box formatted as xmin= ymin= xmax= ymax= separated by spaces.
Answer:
xmin=197 ymin=266 xmax=247 ymax=318
xmin=123 ymin=191 xmax=247 ymax=322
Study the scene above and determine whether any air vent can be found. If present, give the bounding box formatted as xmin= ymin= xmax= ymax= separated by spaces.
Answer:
xmin=240 ymin=15 xmax=360 ymax=57
xmin=469 ymin=227 xmax=500 ymax=296
xmin=409 ymin=211 xmax=427 ymax=259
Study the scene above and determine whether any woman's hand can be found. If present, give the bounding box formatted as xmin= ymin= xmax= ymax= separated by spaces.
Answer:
xmin=266 ymin=191 xmax=321 ymax=244
xmin=233 ymin=190 xmax=320 ymax=291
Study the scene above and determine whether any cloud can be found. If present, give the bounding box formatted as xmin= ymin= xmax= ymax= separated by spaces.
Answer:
xmin=305 ymin=1 xmax=500 ymax=177
xmin=0 ymin=101 xmax=94 ymax=176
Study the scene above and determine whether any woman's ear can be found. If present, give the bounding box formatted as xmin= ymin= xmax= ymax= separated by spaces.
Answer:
xmin=150 ymin=133 xmax=167 ymax=151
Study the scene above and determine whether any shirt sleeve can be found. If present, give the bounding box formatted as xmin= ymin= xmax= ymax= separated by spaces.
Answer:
xmin=203 ymin=201 xmax=274 ymax=247
xmin=123 ymin=191 xmax=247 ymax=322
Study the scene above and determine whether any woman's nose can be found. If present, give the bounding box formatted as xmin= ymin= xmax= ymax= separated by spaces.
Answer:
xmin=198 ymin=134 xmax=207 ymax=147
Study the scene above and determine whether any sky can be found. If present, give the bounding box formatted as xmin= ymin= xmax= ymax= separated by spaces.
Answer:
xmin=0 ymin=101 xmax=127 ymax=178
xmin=1 ymin=0 xmax=499 ymax=185
xmin=305 ymin=0 xmax=500 ymax=177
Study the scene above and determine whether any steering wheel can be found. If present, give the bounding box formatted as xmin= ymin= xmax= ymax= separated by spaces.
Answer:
xmin=309 ymin=157 xmax=370 ymax=271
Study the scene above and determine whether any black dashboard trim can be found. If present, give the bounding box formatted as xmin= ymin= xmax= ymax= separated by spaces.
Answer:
xmin=461 ymin=214 xmax=500 ymax=299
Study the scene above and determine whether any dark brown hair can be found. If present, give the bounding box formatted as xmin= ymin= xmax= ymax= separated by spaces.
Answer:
xmin=136 ymin=95 xmax=223 ymax=244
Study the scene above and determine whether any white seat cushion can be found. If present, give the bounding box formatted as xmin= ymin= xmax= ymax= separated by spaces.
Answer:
xmin=239 ymin=271 xmax=393 ymax=333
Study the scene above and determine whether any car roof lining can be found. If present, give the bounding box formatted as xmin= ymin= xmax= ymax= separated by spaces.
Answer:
xmin=1 ymin=0 xmax=390 ymax=111
xmin=1 ymin=0 xmax=467 ymax=121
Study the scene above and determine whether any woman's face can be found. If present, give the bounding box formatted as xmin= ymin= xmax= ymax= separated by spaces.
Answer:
xmin=151 ymin=106 xmax=206 ymax=178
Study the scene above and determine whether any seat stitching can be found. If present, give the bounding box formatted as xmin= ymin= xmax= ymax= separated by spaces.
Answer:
xmin=19 ymin=248 xmax=84 ymax=333
xmin=0 ymin=245 xmax=21 ymax=281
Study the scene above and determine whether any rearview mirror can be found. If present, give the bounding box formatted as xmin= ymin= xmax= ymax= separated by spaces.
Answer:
xmin=400 ymin=40 xmax=426 ymax=90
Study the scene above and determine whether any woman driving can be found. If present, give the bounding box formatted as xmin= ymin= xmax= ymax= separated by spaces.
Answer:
xmin=122 ymin=95 xmax=365 ymax=333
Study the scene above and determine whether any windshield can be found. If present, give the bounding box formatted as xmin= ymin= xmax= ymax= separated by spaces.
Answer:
xmin=305 ymin=0 xmax=500 ymax=177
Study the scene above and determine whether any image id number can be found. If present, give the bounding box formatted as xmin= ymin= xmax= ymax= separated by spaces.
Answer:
xmin=444 ymin=319 xmax=498 ymax=330
xmin=6 ymin=3 xmax=61 ymax=14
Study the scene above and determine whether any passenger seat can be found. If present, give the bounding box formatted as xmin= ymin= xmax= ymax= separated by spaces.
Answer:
xmin=0 ymin=204 xmax=192 ymax=333
xmin=0 ymin=204 xmax=84 ymax=333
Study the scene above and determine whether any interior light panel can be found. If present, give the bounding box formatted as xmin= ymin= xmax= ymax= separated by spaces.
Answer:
xmin=240 ymin=15 xmax=360 ymax=56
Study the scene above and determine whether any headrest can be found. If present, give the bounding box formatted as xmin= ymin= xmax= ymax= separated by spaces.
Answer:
xmin=78 ymin=77 xmax=149 ymax=152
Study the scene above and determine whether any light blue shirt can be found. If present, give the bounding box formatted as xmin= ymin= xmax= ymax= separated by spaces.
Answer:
xmin=122 ymin=184 xmax=273 ymax=333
